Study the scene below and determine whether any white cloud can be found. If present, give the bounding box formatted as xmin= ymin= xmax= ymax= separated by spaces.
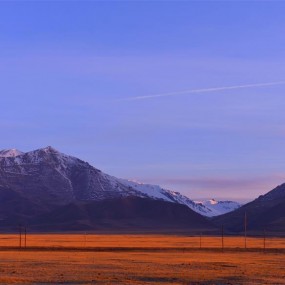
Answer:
xmin=119 ymin=81 xmax=285 ymax=101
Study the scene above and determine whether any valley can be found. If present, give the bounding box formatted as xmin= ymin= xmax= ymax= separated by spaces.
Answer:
xmin=0 ymin=234 xmax=284 ymax=284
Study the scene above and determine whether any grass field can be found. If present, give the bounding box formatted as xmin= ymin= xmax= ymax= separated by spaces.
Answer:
xmin=0 ymin=234 xmax=284 ymax=284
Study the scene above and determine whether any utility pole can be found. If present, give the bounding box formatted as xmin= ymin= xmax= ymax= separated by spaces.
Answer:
xmin=19 ymin=224 xmax=22 ymax=249
xmin=263 ymin=229 xmax=266 ymax=253
xmin=24 ymin=227 xmax=27 ymax=248
xmin=244 ymin=211 xmax=247 ymax=250
xmin=221 ymin=225 xmax=224 ymax=252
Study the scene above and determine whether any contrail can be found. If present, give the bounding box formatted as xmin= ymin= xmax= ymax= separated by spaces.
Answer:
xmin=119 ymin=81 xmax=285 ymax=101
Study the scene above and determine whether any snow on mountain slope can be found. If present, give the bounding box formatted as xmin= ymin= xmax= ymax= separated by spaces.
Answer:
xmin=0 ymin=147 xmax=240 ymax=217
xmin=0 ymin=149 xmax=24 ymax=157
xmin=0 ymin=146 xmax=143 ymax=203
xmin=116 ymin=179 xmax=241 ymax=217
xmin=194 ymin=199 xmax=241 ymax=217
xmin=117 ymin=179 xmax=174 ymax=202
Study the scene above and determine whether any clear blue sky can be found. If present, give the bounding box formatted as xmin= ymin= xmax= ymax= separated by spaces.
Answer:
xmin=1 ymin=1 xmax=285 ymax=201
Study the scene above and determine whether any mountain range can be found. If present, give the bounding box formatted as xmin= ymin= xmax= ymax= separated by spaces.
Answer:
xmin=0 ymin=147 xmax=239 ymax=214
xmin=0 ymin=147 xmax=217 ymax=231
xmin=0 ymin=146 xmax=284 ymax=233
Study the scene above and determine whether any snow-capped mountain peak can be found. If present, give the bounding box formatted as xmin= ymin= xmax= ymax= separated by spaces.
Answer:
xmin=194 ymin=199 xmax=241 ymax=216
xmin=209 ymin=199 xmax=218 ymax=205
xmin=0 ymin=147 xmax=241 ymax=217
xmin=41 ymin=146 xmax=59 ymax=153
xmin=0 ymin=149 xmax=24 ymax=157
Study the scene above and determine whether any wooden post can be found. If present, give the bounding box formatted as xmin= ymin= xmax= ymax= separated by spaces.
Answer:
xmin=199 ymin=232 xmax=202 ymax=249
xmin=19 ymin=224 xmax=22 ymax=249
xmin=263 ymin=229 xmax=266 ymax=253
xmin=221 ymin=225 xmax=224 ymax=252
xmin=24 ymin=227 xmax=27 ymax=248
xmin=244 ymin=211 xmax=247 ymax=250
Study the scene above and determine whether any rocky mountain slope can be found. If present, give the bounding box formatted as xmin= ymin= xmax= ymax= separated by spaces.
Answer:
xmin=0 ymin=147 xmax=239 ymax=217
xmin=213 ymin=183 xmax=285 ymax=233
xmin=0 ymin=147 xmax=218 ymax=231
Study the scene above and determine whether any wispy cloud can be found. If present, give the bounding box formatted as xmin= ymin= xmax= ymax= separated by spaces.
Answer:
xmin=139 ymin=174 xmax=285 ymax=200
xmin=119 ymin=81 xmax=285 ymax=101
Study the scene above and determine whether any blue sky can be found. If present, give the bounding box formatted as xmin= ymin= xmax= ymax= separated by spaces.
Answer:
xmin=1 ymin=1 xmax=285 ymax=201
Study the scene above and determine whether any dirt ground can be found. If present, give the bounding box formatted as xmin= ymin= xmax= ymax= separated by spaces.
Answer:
xmin=0 ymin=234 xmax=284 ymax=284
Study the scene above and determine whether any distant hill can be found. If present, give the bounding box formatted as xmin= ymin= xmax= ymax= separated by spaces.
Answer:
xmin=213 ymin=183 xmax=285 ymax=233
xmin=194 ymin=199 xmax=241 ymax=217
xmin=29 ymin=197 xmax=214 ymax=232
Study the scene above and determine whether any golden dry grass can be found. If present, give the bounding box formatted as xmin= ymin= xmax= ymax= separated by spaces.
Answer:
xmin=0 ymin=234 xmax=284 ymax=284
xmin=1 ymin=234 xmax=285 ymax=249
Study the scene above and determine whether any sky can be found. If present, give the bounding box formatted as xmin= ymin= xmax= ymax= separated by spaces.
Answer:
xmin=1 ymin=1 xmax=285 ymax=201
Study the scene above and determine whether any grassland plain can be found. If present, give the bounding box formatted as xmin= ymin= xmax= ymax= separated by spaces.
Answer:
xmin=0 ymin=234 xmax=284 ymax=284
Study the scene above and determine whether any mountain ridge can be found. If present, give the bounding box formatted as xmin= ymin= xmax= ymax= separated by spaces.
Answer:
xmin=1 ymin=146 xmax=285 ymax=233
xmin=213 ymin=182 xmax=285 ymax=233
xmin=0 ymin=146 xmax=240 ymax=217
xmin=0 ymin=146 xmax=217 ymax=231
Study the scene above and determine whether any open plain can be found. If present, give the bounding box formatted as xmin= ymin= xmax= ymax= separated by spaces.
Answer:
xmin=0 ymin=234 xmax=284 ymax=284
